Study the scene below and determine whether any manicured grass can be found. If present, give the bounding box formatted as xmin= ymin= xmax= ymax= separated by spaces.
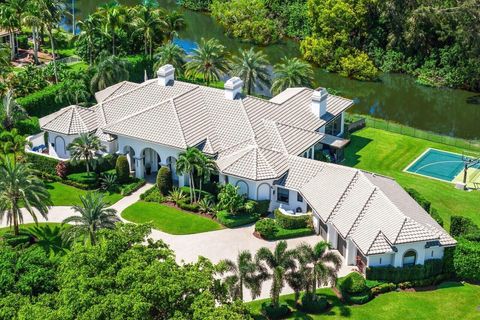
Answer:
xmin=247 ymin=282 xmax=480 ymax=319
xmin=0 ymin=222 xmax=65 ymax=236
xmin=344 ymin=127 xmax=480 ymax=230
xmin=269 ymin=227 xmax=314 ymax=240
xmin=45 ymin=182 xmax=123 ymax=206
xmin=216 ymin=210 xmax=260 ymax=228
xmin=122 ymin=201 xmax=223 ymax=235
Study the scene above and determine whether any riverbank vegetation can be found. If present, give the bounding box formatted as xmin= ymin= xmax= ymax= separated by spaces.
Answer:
xmin=183 ymin=0 xmax=480 ymax=90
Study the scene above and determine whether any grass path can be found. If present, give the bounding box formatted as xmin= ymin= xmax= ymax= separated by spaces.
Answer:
xmin=344 ymin=128 xmax=480 ymax=229
xmin=122 ymin=201 xmax=223 ymax=235
xmin=247 ymin=282 xmax=480 ymax=319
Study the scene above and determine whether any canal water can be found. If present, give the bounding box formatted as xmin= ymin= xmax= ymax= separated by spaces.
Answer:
xmin=67 ymin=0 xmax=480 ymax=139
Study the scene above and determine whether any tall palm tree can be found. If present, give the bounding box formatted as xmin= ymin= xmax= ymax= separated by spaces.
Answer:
xmin=97 ymin=1 xmax=125 ymax=55
xmin=153 ymin=42 xmax=185 ymax=75
xmin=0 ymin=156 xmax=51 ymax=236
xmin=185 ymin=38 xmax=230 ymax=85
xmin=256 ymin=241 xmax=297 ymax=307
xmin=271 ymin=57 xmax=314 ymax=95
xmin=0 ymin=4 xmax=19 ymax=60
xmin=220 ymin=250 xmax=268 ymax=301
xmin=29 ymin=224 xmax=72 ymax=255
xmin=297 ymin=241 xmax=342 ymax=295
xmin=55 ymin=76 xmax=91 ymax=105
xmin=176 ymin=147 xmax=203 ymax=203
xmin=197 ymin=152 xmax=216 ymax=201
xmin=1 ymin=89 xmax=26 ymax=131
xmin=90 ymin=55 xmax=130 ymax=93
xmin=77 ymin=15 xmax=103 ymax=65
xmin=231 ymin=48 xmax=271 ymax=95
xmin=0 ymin=44 xmax=11 ymax=77
xmin=22 ymin=0 xmax=43 ymax=64
xmin=130 ymin=5 xmax=165 ymax=58
xmin=164 ymin=11 xmax=185 ymax=41
xmin=62 ymin=192 xmax=119 ymax=245
xmin=67 ymin=132 xmax=106 ymax=175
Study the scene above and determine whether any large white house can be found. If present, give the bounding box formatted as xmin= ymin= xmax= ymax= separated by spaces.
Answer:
xmin=38 ymin=65 xmax=455 ymax=271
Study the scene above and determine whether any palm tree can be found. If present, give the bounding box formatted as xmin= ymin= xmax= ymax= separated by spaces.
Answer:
xmin=220 ymin=250 xmax=268 ymax=301
xmin=256 ymin=241 xmax=297 ymax=307
xmin=0 ymin=156 xmax=51 ymax=236
xmin=96 ymin=1 xmax=126 ymax=55
xmin=0 ymin=129 xmax=29 ymax=157
xmin=55 ymin=76 xmax=91 ymax=105
xmin=77 ymin=15 xmax=103 ymax=65
xmin=1 ymin=89 xmax=26 ymax=131
xmin=67 ymin=132 xmax=106 ymax=175
xmin=271 ymin=57 xmax=314 ymax=95
xmin=164 ymin=11 xmax=184 ymax=41
xmin=297 ymin=241 xmax=342 ymax=295
xmin=176 ymin=147 xmax=203 ymax=203
xmin=0 ymin=44 xmax=11 ymax=77
xmin=29 ymin=224 xmax=72 ymax=255
xmin=153 ymin=42 xmax=185 ymax=76
xmin=62 ymin=192 xmax=119 ymax=245
xmin=185 ymin=38 xmax=230 ymax=85
xmin=197 ymin=152 xmax=216 ymax=201
xmin=22 ymin=0 xmax=43 ymax=64
xmin=231 ymin=48 xmax=271 ymax=95
xmin=90 ymin=55 xmax=130 ymax=93
xmin=130 ymin=5 xmax=165 ymax=58
xmin=0 ymin=4 xmax=20 ymax=60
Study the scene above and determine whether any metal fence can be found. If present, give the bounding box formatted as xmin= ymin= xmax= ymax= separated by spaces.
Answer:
xmin=37 ymin=56 xmax=81 ymax=68
xmin=345 ymin=113 xmax=480 ymax=153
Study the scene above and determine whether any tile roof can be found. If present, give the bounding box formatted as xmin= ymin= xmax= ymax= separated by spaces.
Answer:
xmin=94 ymin=81 xmax=140 ymax=103
xmin=39 ymin=105 xmax=97 ymax=135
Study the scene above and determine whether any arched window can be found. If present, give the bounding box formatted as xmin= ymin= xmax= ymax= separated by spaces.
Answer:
xmin=257 ymin=183 xmax=271 ymax=200
xmin=402 ymin=250 xmax=417 ymax=267
xmin=236 ymin=180 xmax=249 ymax=197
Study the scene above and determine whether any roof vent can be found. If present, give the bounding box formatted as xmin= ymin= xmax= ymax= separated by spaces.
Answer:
xmin=157 ymin=64 xmax=175 ymax=86
xmin=311 ymin=88 xmax=328 ymax=118
xmin=224 ymin=77 xmax=243 ymax=100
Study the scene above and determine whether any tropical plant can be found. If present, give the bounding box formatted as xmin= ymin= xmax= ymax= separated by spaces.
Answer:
xmin=0 ymin=3 xmax=19 ymax=60
xmin=217 ymin=183 xmax=244 ymax=215
xmin=256 ymin=240 xmax=297 ymax=307
xmin=176 ymin=147 xmax=203 ymax=202
xmin=164 ymin=10 xmax=185 ymax=41
xmin=231 ymin=48 xmax=271 ymax=95
xmin=62 ymin=192 xmax=119 ymax=245
xmin=67 ymin=132 xmax=106 ymax=175
xmin=297 ymin=241 xmax=342 ymax=295
xmin=22 ymin=0 xmax=43 ymax=64
xmin=77 ymin=15 xmax=103 ymax=65
xmin=90 ymin=55 xmax=130 ymax=93
xmin=0 ymin=156 xmax=51 ymax=235
xmin=153 ymin=42 xmax=186 ymax=75
xmin=55 ymin=75 xmax=91 ymax=106
xmin=96 ymin=1 xmax=126 ymax=55
xmin=197 ymin=197 xmax=213 ymax=214
xmin=197 ymin=152 xmax=216 ymax=201
xmin=28 ymin=224 xmax=72 ymax=255
xmin=100 ymin=172 xmax=119 ymax=191
xmin=271 ymin=57 xmax=314 ymax=95
xmin=0 ymin=44 xmax=11 ymax=77
xmin=1 ymin=89 xmax=26 ymax=131
xmin=0 ymin=129 xmax=29 ymax=157
xmin=167 ymin=187 xmax=187 ymax=205
xmin=39 ymin=0 xmax=64 ymax=83
xmin=219 ymin=250 xmax=268 ymax=301
xmin=130 ymin=4 xmax=166 ymax=57
xmin=185 ymin=38 xmax=230 ymax=85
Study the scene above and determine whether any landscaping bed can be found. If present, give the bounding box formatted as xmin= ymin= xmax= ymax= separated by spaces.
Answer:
xmin=216 ymin=210 xmax=259 ymax=228
xmin=254 ymin=210 xmax=314 ymax=240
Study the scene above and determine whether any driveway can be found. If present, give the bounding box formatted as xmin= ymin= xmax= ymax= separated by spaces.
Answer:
xmin=1 ymin=181 xmax=356 ymax=301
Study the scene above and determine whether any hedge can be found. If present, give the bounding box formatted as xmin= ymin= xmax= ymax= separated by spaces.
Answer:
xmin=125 ymin=55 xmax=154 ymax=83
xmin=253 ymin=200 xmax=270 ymax=216
xmin=453 ymin=238 xmax=480 ymax=282
xmin=450 ymin=216 xmax=479 ymax=237
xmin=406 ymin=188 xmax=443 ymax=226
xmin=217 ymin=210 xmax=259 ymax=228
xmin=261 ymin=303 xmax=290 ymax=320
xmin=366 ymin=259 xmax=444 ymax=283
xmin=255 ymin=218 xmax=278 ymax=238
xmin=17 ymin=83 xmax=65 ymax=117
xmin=115 ymin=155 xmax=130 ymax=183
xmin=274 ymin=209 xmax=310 ymax=229
xmin=140 ymin=186 xmax=164 ymax=203
xmin=67 ymin=154 xmax=118 ymax=174
xmin=27 ymin=153 xmax=60 ymax=176
xmin=121 ymin=179 xmax=146 ymax=196
xmin=299 ymin=294 xmax=328 ymax=314
xmin=157 ymin=167 xmax=173 ymax=195
xmin=178 ymin=200 xmax=200 ymax=212
xmin=337 ymin=272 xmax=372 ymax=305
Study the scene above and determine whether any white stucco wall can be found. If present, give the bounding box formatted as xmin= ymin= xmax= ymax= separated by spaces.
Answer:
xmin=226 ymin=176 xmax=275 ymax=201
xmin=47 ymin=132 xmax=78 ymax=159
xmin=367 ymin=253 xmax=395 ymax=267
xmin=270 ymin=186 xmax=307 ymax=213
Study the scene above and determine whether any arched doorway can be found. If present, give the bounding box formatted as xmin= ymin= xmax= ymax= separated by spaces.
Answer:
xmin=123 ymin=146 xmax=135 ymax=171
xmin=54 ymin=136 xmax=66 ymax=158
xmin=257 ymin=183 xmax=271 ymax=200
xmin=402 ymin=250 xmax=417 ymax=267
xmin=141 ymin=148 xmax=161 ymax=176
xmin=236 ymin=180 xmax=249 ymax=197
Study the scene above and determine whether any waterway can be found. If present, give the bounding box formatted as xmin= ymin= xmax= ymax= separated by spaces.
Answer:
xmin=66 ymin=0 xmax=480 ymax=139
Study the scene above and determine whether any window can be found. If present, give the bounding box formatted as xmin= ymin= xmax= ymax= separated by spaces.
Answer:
xmin=431 ymin=250 xmax=434 ymax=257
xmin=297 ymin=192 xmax=303 ymax=202
xmin=379 ymin=258 xmax=382 ymax=264
xmin=402 ymin=250 xmax=417 ymax=267
xmin=277 ymin=187 xmax=289 ymax=203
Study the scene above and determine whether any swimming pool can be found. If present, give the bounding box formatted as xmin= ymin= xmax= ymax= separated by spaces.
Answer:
xmin=405 ymin=149 xmax=477 ymax=182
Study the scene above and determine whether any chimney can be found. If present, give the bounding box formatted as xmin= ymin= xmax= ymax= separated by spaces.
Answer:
xmin=157 ymin=64 xmax=175 ymax=86
xmin=224 ymin=77 xmax=243 ymax=100
xmin=311 ymin=88 xmax=328 ymax=118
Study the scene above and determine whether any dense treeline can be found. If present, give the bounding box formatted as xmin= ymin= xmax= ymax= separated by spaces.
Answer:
xmin=182 ymin=0 xmax=480 ymax=90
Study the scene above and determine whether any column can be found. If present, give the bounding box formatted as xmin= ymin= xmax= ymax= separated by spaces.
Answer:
xmin=134 ymin=156 xmax=145 ymax=179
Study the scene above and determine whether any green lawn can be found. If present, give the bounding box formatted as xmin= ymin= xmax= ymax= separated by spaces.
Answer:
xmin=45 ymin=182 xmax=123 ymax=206
xmin=344 ymin=127 xmax=480 ymax=229
xmin=247 ymin=282 xmax=480 ymax=319
xmin=122 ymin=201 xmax=223 ymax=235
xmin=0 ymin=222 xmax=65 ymax=236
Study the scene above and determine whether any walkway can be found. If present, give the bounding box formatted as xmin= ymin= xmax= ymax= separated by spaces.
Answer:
xmin=1 ymin=179 xmax=356 ymax=301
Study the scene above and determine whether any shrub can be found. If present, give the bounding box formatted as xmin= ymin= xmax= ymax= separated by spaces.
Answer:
xmin=428 ymin=207 xmax=444 ymax=227
xmin=100 ymin=172 xmax=119 ymax=192
xmin=453 ymin=238 xmax=480 ymax=281
xmin=178 ymin=200 xmax=200 ymax=212
xmin=450 ymin=216 xmax=479 ymax=237
xmin=121 ymin=179 xmax=146 ymax=196
xmin=2 ymin=233 xmax=31 ymax=247
xmin=27 ymin=153 xmax=59 ymax=175
xmin=299 ymin=293 xmax=328 ymax=314
xmin=217 ymin=210 xmax=259 ymax=228
xmin=406 ymin=188 xmax=431 ymax=212
xmin=371 ymin=283 xmax=396 ymax=295
xmin=217 ymin=184 xmax=245 ymax=215
xmin=115 ymin=155 xmax=130 ymax=183
xmin=17 ymin=83 xmax=65 ymax=117
xmin=338 ymin=272 xmax=368 ymax=294
xmin=255 ymin=218 xmax=278 ymax=239
xmin=253 ymin=200 xmax=270 ymax=216
xmin=156 ymin=167 xmax=172 ymax=195
xmin=168 ymin=188 xmax=188 ymax=205
xmin=274 ymin=209 xmax=310 ymax=229
xmin=67 ymin=154 xmax=118 ymax=174
xmin=338 ymin=52 xmax=379 ymax=81
xmin=140 ymin=186 xmax=164 ymax=203
xmin=55 ymin=161 xmax=68 ymax=179
xmin=261 ymin=302 xmax=290 ymax=320
xmin=15 ymin=117 xmax=40 ymax=135
xmin=346 ymin=292 xmax=372 ymax=304
xmin=180 ymin=186 xmax=213 ymax=201
xmin=366 ymin=259 xmax=444 ymax=283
